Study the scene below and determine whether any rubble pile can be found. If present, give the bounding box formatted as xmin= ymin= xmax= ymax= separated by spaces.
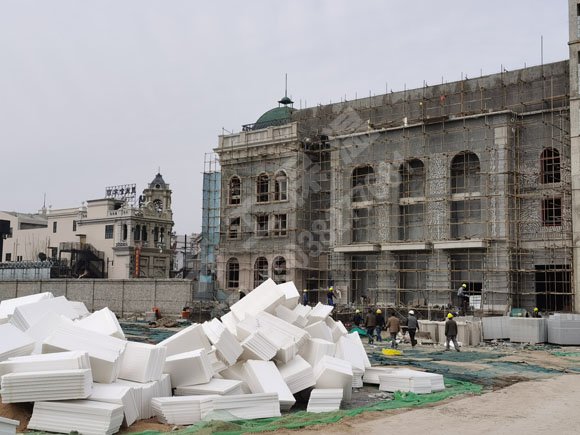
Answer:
xmin=0 ymin=280 xmax=442 ymax=434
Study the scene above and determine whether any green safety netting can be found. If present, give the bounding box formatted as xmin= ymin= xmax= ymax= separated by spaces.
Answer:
xmin=551 ymin=351 xmax=580 ymax=358
xmin=128 ymin=379 xmax=481 ymax=435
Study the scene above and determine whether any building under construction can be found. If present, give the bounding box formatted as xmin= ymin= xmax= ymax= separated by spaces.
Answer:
xmin=213 ymin=5 xmax=580 ymax=314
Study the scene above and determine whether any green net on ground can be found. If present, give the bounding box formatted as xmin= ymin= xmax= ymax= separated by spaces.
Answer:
xmin=128 ymin=379 xmax=481 ymax=435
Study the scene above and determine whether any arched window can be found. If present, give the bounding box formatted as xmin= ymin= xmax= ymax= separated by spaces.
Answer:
xmin=256 ymin=173 xmax=270 ymax=203
xmin=541 ymin=148 xmax=561 ymax=184
xmin=352 ymin=165 xmax=375 ymax=203
xmin=134 ymin=224 xmax=141 ymax=241
xmin=141 ymin=225 xmax=148 ymax=242
xmin=226 ymin=258 xmax=240 ymax=289
xmin=451 ymin=152 xmax=480 ymax=194
xmin=229 ymin=176 xmax=241 ymax=205
xmin=254 ymin=257 xmax=269 ymax=287
xmin=272 ymin=256 xmax=287 ymax=284
xmin=122 ymin=224 xmax=128 ymax=241
xmin=399 ymin=159 xmax=425 ymax=198
xmin=274 ymin=171 xmax=288 ymax=201
xmin=153 ymin=226 xmax=159 ymax=243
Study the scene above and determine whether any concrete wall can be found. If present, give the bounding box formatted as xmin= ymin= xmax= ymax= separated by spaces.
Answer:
xmin=0 ymin=279 xmax=195 ymax=317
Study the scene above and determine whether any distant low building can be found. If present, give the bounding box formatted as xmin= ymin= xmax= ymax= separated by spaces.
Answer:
xmin=0 ymin=173 xmax=174 ymax=279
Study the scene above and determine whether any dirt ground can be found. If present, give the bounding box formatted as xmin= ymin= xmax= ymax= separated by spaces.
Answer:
xmin=274 ymin=374 xmax=580 ymax=435
xmin=3 ymin=344 xmax=580 ymax=434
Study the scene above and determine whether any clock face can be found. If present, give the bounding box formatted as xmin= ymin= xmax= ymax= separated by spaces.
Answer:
xmin=153 ymin=199 xmax=163 ymax=212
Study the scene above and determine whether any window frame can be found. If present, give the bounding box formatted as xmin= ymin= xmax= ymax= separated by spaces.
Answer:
xmin=228 ymin=176 xmax=241 ymax=205
xmin=542 ymin=197 xmax=562 ymax=227
xmin=104 ymin=224 xmax=114 ymax=239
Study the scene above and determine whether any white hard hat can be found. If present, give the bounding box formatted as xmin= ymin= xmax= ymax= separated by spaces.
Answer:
xmin=409 ymin=310 xmax=414 ymax=315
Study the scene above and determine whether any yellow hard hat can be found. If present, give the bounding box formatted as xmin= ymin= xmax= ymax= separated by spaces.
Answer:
xmin=376 ymin=309 xmax=382 ymax=314
xmin=533 ymin=307 xmax=539 ymax=312
xmin=355 ymin=309 xmax=360 ymax=313
xmin=447 ymin=313 xmax=454 ymax=319
xmin=303 ymin=289 xmax=308 ymax=292
xmin=462 ymin=283 xmax=467 ymax=288
xmin=329 ymin=287 xmax=334 ymax=291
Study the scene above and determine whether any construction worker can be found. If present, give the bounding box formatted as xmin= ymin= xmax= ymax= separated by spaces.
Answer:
xmin=302 ymin=289 xmax=309 ymax=306
xmin=327 ymin=286 xmax=335 ymax=306
xmin=532 ymin=307 xmax=542 ymax=318
xmin=407 ymin=310 xmax=419 ymax=347
xmin=364 ymin=308 xmax=377 ymax=345
xmin=386 ymin=311 xmax=401 ymax=349
xmin=445 ymin=313 xmax=460 ymax=352
xmin=238 ymin=289 xmax=246 ymax=300
xmin=375 ymin=309 xmax=385 ymax=342
xmin=353 ymin=309 xmax=363 ymax=327
xmin=457 ymin=283 xmax=469 ymax=315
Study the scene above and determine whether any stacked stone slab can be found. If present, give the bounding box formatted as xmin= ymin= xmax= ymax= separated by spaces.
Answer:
xmin=547 ymin=314 xmax=580 ymax=345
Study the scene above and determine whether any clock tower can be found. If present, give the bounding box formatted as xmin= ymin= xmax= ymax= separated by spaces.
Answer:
xmin=142 ymin=173 xmax=173 ymax=219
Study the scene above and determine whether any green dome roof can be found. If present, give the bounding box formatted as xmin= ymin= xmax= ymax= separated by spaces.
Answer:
xmin=253 ymin=106 xmax=295 ymax=130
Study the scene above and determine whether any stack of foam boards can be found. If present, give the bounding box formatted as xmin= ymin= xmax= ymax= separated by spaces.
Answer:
xmin=243 ymin=360 xmax=295 ymax=411
xmin=300 ymin=338 xmax=336 ymax=368
xmin=219 ymin=362 xmax=252 ymax=394
xmin=203 ymin=318 xmax=243 ymax=366
xmin=482 ymin=316 xmax=509 ymax=340
xmin=152 ymin=395 xmax=215 ymax=425
xmin=156 ymin=323 xmax=210 ymax=357
xmin=230 ymin=279 xmax=285 ymax=321
xmin=378 ymin=369 xmax=444 ymax=394
xmin=220 ymin=311 xmax=240 ymax=336
xmin=305 ymin=321 xmax=333 ymax=341
xmin=25 ymin=312 xmax=72 ymax=354
xmin=88 ymin=383 xmax=140 ymax=427
xmin=313 ymin=355 xmax=353 ymax=401
xmin=163 ymin=349 xmax=213 ymax=388
xmin=292 ymin=304 xmax=311 ymax=328
xmin=0 ymin=416 xmax=19 ymax=435
xmin=0 ymin=324 xmax=35 ymax=362
xmin=70 ymin=301 xmax=90 ymax=319
xmin=0 ymin=351 xmax=91 ymax=376
xmin=207 ymin=348 xmax=228 ymax=375
xmin=363 ymin=366 xmax=394 ymax=385
xmin=335 ymin=335 xmax=367 ymax=389
xmin=118 ymin=341 xmax=166 ymax=383
xmin=277 ymin=282 xmax=300 ymax=309
xmin=209 ymin=393 xmax=281 ymax=420
xmin=274 ymin=305 xmax=305 ymax=328
xmin=28 ymin=400 xmax=124 ymax=435
xmin=42 ymin=322 xmax=127 ymax=383
xmin=1 ymin=369 xmax=92 ymax=403
xmin=326 ymin=317 xmax=348 ymax=342
xmin=10 ymin=296 xmax=79 ymax=331
xmin=306 ymin=388 xmax=343 ymax=413
xmin=0 ymin=292 xmax=53 ymax=324
xmin=240 ymin=330 xmax=278 ymax=361
xmin=254 ymin=312 xmax=310 ymax=363
xmin=276 ymin=355 xmax=315 ymax=394
xmin=117 ymin=374 xmax=171 ymax=420
xmin=76 ymin=307 xmax=125 ymax=339
xmin=175 ymin=378 xmax=245 ymax=396
xmin=346 ymin=332 xmax=372 ymax=370
xmin=548 ymin=314 xmax=580 ymax=345
xmin=508 ymin=318 xmax=548 ymax=344
xmin=307 ymin=302 xmax=333 ymax=325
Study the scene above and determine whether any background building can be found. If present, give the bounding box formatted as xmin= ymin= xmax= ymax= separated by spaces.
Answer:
xmin=216 ymin=58 xmax=573 ymax=313
xmin=0 ymin=173 xmax=174 ymax=279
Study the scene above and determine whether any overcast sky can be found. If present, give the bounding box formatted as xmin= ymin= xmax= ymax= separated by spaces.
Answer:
xmin=0 ymin=0 xmax=569 ymax=234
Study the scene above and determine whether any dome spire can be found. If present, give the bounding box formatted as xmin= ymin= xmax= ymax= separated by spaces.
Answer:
xmin=278 ymin=73 xmax=293 ymax=107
